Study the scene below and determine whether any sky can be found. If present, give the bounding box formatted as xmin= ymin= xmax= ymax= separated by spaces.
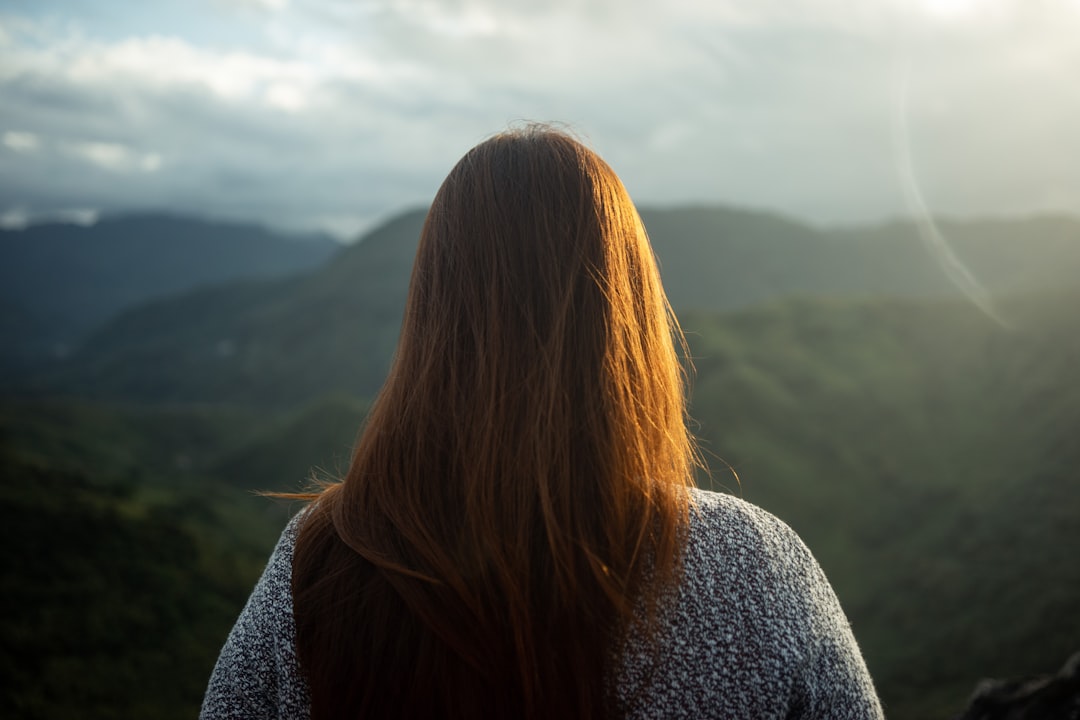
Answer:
xmin=1 ymin=0 xmax=1078 ymax=240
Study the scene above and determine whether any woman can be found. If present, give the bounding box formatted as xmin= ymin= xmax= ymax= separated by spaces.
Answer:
xmin=202 ymin=126 xmax=883 ymax=719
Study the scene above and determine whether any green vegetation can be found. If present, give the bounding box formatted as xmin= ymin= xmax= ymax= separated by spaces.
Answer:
xmin=22 ymin=207 xmax=1080 ymax=408
xmin=683 ymin=291 xmax=1080 ymax=718
xmin=0 ymin=213 xmax=339 ymax=373
xmin=2 ymin=206 xmax=1078 ymax=718
xmin=0 ymin=400 xmax=320 ymax=718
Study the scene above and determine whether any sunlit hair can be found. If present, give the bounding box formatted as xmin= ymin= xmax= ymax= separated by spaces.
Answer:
xmin=290 ymin=125 xmax=697 ymax=719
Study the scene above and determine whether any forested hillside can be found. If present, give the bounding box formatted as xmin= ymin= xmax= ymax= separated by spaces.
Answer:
xmin=0 ymin=213 xmax=339 ymax=374
xmin=0 ymin=401 xmax=288 ymax=719
xmin=681 ymin=292 xmax=1080 ymax=718
xmin=20 ymin=207 xmax=1080 ymax=407
xmin=1 ymin=206 xmax=1078 ymax=718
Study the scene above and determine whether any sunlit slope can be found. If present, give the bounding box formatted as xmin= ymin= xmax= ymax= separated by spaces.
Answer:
xmin=683 ymin=291 xmax=1080 ymax=719
xmin=42 ymin=207 xmax=1080 ymax=407
xmin=648 ymin=209 xmax=1080 ymax=311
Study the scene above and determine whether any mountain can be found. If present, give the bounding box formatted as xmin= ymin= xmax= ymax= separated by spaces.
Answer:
xmin=0 ymin=399 xmax=289 ymax=719
xmin=680 ymin=290 xmax=1080 ymax=718
xmin=7 ymin=289 xmax=1077 ymax=719
xmin=13 ymin=209 xmax=422 ymax=404
xmin=3 ymin=203 xmax=1079 ymax=718
xmin=212 ymin=396 xmax=369 ymax=490
xmin=0 ymin=212 xmax=341 ymax=372
xmin=643 ymin=208 xmax=1080 ymax=311
xmin=31 ymin=205 xmax=1079 ymax=407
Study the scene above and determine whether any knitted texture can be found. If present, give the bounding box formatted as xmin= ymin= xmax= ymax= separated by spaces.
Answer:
xmin=201 ymin=489 xmax=884 ymax=719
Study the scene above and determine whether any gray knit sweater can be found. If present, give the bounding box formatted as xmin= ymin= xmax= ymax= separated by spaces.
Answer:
xmin=202 ymin=489 xmax=884 ymax=718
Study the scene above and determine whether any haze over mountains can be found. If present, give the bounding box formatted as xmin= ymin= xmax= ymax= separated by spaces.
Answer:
xmin=7 ymin=204 xmax=1077 ymax=406
xmin=0 ymin=213 xmax=339 ymax=372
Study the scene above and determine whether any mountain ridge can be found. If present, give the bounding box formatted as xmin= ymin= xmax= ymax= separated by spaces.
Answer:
xmin=16 ymin=203 xmax=1074 ymax=406
xmin=0 ymin=211 xmax=342 ymax=372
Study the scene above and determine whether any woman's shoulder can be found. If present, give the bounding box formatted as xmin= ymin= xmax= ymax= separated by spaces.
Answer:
xmin=255 ymin=506 xmax=308 ymax=587
xmin=687 ymin=485 xmax=783 ymax=528
xmin=615 ymin=487 xmax=883 ymax=719
xmin=679 ymin=487 xmax=846 ymax=641
xmin=684 ymin=486 xmax=814 ymax=573
xmin=688 ymin=485 xmax=791 ymax=525
xmin=200 ymin=507 xmax=312 ymax=719
xmin=679 ymin=487 xmax=845 ymax=635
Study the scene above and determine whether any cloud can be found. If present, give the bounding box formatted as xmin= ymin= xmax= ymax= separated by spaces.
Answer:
xmin=64 ymin=140 xmax=163 ymax=173
xmin=3 ymin=130 xmax=39 ymax=152
xmin=6 ymin=32 xmax=315 ymax=107
xmin=0 ymin=0 xmax=1078 ymax=238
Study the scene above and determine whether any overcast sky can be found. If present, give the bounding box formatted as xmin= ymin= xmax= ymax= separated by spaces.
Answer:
xmin=1 ymin=0 xmax=1078 ymax=239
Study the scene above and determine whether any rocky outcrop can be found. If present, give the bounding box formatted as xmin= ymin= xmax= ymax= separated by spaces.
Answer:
xmin=957 ymin=652 xmax=1080 ymax=720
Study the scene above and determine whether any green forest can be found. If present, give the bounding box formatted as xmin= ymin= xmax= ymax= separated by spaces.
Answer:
xmin=2 ymin=208 xmax=1078 ymax=718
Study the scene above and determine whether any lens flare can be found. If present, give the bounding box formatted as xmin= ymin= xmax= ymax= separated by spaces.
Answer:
xmin=890 ymin=59 xmax=1012 ymax=329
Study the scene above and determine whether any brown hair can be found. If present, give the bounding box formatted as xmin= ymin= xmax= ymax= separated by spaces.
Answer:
xmin=291 ymin=125 xmax=696 ymax=719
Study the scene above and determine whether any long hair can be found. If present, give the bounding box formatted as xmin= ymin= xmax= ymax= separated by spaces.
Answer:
xmin=291 ymin=126 xmax=697 ymax=719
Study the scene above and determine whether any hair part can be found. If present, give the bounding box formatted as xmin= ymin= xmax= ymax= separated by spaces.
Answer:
xmin=291 ymin=125 xmax=698 ymax=719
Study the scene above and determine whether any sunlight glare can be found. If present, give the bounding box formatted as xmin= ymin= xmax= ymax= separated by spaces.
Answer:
xmin=920 ymin=0 xmax=980 ymax=18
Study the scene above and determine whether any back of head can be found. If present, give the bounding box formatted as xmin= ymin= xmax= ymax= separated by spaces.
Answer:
xmin=292 ymin=125 xmax=696 ymax=719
